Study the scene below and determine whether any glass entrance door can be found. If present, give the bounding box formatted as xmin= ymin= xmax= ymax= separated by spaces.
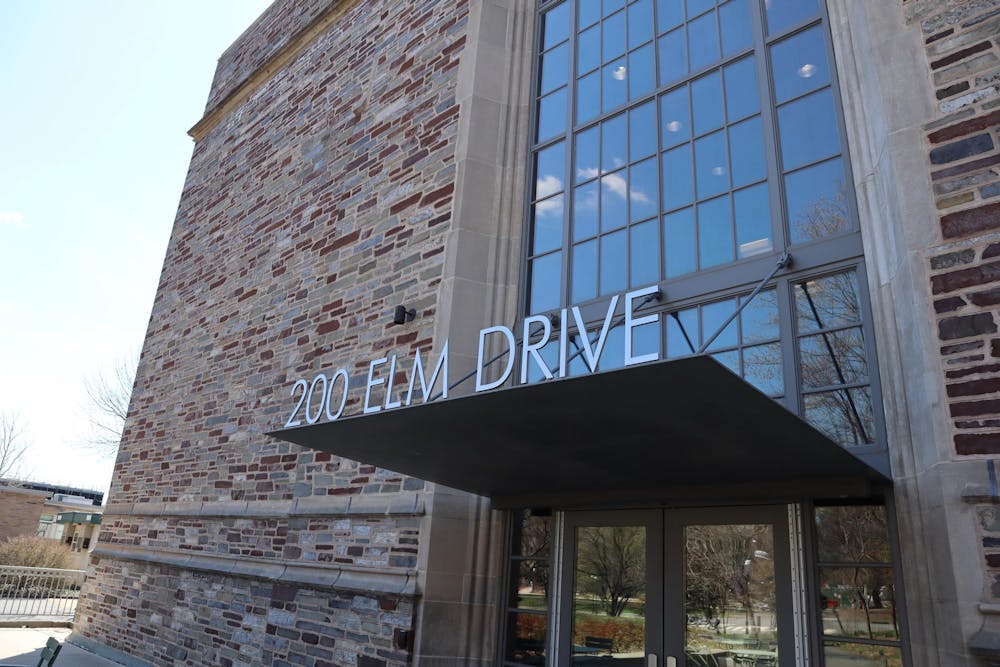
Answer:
xmin=560 ymin=507 xmax=794 ymax=667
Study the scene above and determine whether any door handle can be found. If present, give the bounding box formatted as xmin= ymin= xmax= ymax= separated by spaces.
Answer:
xmin=646 ymin=655 xmax=657 ymax=667
xmin=665 ymin=657 xmax=677 ymax=667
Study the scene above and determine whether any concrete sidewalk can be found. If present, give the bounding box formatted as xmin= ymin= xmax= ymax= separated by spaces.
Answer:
xmin=0 ymin=627 xmax=124 ymax=666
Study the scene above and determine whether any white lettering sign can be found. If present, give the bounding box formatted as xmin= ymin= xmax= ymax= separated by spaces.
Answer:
xmin=284 ymin=288 xmax=660 ymax=426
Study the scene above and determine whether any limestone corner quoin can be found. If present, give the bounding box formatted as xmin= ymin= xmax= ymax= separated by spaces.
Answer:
xmin=73 ymin=1 xmax=471 ymax=665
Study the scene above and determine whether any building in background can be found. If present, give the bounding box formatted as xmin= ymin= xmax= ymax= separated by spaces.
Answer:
xmin=69 ymin=1 xmax=1000 ymax=665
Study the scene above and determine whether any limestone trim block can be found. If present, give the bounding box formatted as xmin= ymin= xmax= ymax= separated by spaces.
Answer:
xmin=103 ymin=492 xmax=425 ymax=518
xmin=93 ymin=543 xmax=418 ymax=596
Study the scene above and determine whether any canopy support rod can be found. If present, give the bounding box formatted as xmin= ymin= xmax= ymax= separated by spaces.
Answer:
xmin=696 ymin=252 xmax=792 ymax=355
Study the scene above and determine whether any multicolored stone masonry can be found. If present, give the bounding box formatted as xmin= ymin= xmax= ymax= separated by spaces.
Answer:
xmin=906 ymin=0 xmax=1000 ymax=456
xmin=74 ymin=0 xmax=470 ymax=664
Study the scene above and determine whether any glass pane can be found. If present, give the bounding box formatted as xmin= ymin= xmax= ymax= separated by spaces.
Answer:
xmin=571 ymin=525 xmax=647 ymax=663
xmin=603 ymin=114 xmax=628 ymax=172
xmin=799 ymin=328 xmax=869 ymax=390
xmin=538 ymin=88 xmax=568 ymax=141
xmin=698 ymin=195 xmax=732 ymax=268
xmin=772 ymin=25 xmax=831 ymax=104
xmin=688 ymin=10 xmax=721 ymax=72
xmin=542 ymin=1 xmax=570 ymax=50
xmin=663 ymin=145 xmax=694 ymax=210
xmin=661 ymin=86 xmax=691 ymax=149
xmin=604 ymin=58 xmax=629 ymax=112
xmin=687 ymin=0 xmax=715 ymax=19
xmin=600 ymin=230 xmax=628 ymax=295
xmin=667 ymin=306 xmax=699 ymax=357
xmin=531 ymin=251 xmax=562 ymax=312
xmin=541 ymin=43 xmax=569 ymax=94
xmin=630 ymin=158 xmax=660 ymax=222
xmin=532 ymin=194 xmax=564 ymax=254
xmin=766 ymin=0 xmax=819 ymax=35
xmin=664 ymin=208 xmax=697 ymax=278
xmin=629 ymin=0 xmax=655 ymax=49
xmin=574 ymin=181 xmax=600 ymax=240
xmin=786 ymin=157 xmax=849 ymax=244
xmin=744 ymin=343 xmax=784 ymax=395
xmin=579 ymin=0 xmax=601 ymax=30
xmin=603 ymin=9 xmax=627 ymax=61
xmin=508 ymin=612 xmax=547 ymax=665
xmin=803 ymin=386 xmax=875 ymax=447
xmin=630 ymin=100 xmax=658 ymax=160
xmin=601 ymin=170 xmax=628 ymax=231
xmin=702 ymin=298 xmax=738 ymax=351
xmin=512 ymin=560 xmax=550 ymax=608
xmin=604 ymin=0 xmax=626 ymax=17
xmin=729 ymin=117 xmax=765 ymax=189
xmin=578 ymin=24 xmax=601 ymax=75
xmin=599 ymin=325 xmax=625 ymax=371
xmin=631 ymin=219 xmax=659 ymax=286
xmin=657 ymin=0 xmax=685 ymax=33
xmin=535 ymin=141 xmax=565 ymax=199
xmin=815 ymin=505 xmax=891 ymax=563
xmin=572 ymin=240 xmax=599 ymax=302
xmin=629 ymin=43 xmax=656 ymax=100
xmin=734 ymin=183 xmax=772 ymax=258
xmin=527 ymin=340 xmax=559 ymax=383
xmin=820 ymin=568 xmax=899 ymax=641
xmin=633 ymin=316 xmax=661 ymax=360
xmin=712 ymin=349 xmax=739 ymax=374
xmin=719 ymin=0 xmax=752 ymax=56
xmin=823 ymin=642 xmax=903 ymax=667
xmin=684 ymin=524 xmax=779 ymax=663
xmin=795 ymin=273 xmax=861 ymax=332
xmin=724 ymin=56 xmax=760 ymax=121
xmin=695 ymin=130 xmax=729 ymax=199
xmin=658 ymin=29 xmax=688 ymax=85
xmin=691 ymin=70 xmax=724 ymax=135
xmin=741 ymin=289 xmax=779 ymax=343
xmin=575 ymin=125 xmax=600 ymax=183
xmin=778 ymin=88 xmax=841 ymax=170
xmin=578 ymin=70 xmax=601 ymax=123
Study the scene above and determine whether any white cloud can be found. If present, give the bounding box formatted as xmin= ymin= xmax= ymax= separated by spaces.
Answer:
xmin=536 ymin=174 xmax=563 ymax=199
xmin=0 ymin=212 xmax=26 ymax=228
xmin=0 ymin=302 xmax=15 ymax=313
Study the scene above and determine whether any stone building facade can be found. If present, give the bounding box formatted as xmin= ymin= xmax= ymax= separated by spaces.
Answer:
xmin=70 ymin=0 xmax=1000 ymax=666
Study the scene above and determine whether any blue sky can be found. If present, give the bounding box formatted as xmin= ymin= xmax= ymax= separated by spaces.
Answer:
xmin=0 ymin=1 xmax=272 ymax=495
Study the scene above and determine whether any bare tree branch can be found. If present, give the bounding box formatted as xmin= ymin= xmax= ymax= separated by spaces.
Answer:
xmin=82 ymin=356 xmax=137 ymax=457
xmin=0 ymin=412 xmax=28 ymax=479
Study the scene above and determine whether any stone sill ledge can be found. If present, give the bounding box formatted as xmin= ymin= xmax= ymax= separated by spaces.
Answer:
xmin=104 ymin=492 xmax=425 ymax=519
xmin=962 ymin=484 xmax=1000 ymax=504
xmin=93 ymin=543 xmax=418 ymax=597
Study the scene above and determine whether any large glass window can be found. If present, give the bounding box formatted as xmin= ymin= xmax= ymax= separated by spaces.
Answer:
xmin=814 ymin=503 xmax=903 ymax=666
xmin=526 ymin=0 xmax=881 ymax=454
xmin=529 ymin=0 xmax=855 ymax=307
xmin=503 ymin=511 xmax=553 ymax=666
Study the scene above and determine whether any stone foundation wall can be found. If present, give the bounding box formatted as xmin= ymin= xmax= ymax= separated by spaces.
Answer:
xmin=76 ymin=556 xmax=413 ymax=667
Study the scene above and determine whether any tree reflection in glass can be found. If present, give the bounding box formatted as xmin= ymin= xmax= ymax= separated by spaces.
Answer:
xmin=571 ymin=526 xmax=646 ymax=661
xmin=684 ymin=524 xmax=778 ymax=661
xmin=796 ymin=273 xmax=874 ymax=446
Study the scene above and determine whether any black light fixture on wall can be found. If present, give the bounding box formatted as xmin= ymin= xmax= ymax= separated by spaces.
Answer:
xmin=393 ymin=305 xmax=416 ymax=325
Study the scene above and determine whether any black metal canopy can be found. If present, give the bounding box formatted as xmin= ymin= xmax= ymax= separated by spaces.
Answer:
xmin=269 ymin=357 xmax=889 ymax=508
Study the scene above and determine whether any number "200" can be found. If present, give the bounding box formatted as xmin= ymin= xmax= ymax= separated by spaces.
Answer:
xmin=284 ymin=369 xmax=349 ymax=428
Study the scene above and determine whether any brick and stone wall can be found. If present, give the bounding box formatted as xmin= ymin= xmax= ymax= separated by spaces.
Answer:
xmin=0 ymin=486 xmax=46 ymax=541
xmin=74 ymin=0 xmax=471 ymax=664
xmin=901 ymin=0 xmax=1000 ymax=655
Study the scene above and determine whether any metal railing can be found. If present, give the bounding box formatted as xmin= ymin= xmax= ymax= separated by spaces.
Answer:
xmin=0 ymin=566 xmax=85 ymax=619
